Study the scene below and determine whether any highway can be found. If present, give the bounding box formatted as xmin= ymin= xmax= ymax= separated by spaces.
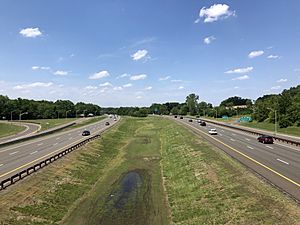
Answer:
xmin=0 ymin=116 xmax=119 ymax=182
xmin=0 ymin=122 xmax=40 ymax=144
xmin=170 ymin=116 xmax=300 ymax=202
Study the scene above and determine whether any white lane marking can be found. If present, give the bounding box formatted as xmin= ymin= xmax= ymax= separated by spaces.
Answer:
xmin=53 ymin=143 xmax=58 ymax=146
xmin=230 ymin=138 xmax=235 ymax=142
xmin=247 ymin=146 xmax=254 ymax=150
xmin=37 ymin=143 xmax=43 ymax=146
xmin=56 ymin=137 xmax=60 ymax=140
xmin=277 ymin=158 xmax=289 ymax=165
xmin=232 ymin=133 xmax=236 ymax=136
xmin=276 ymin=142 xmax=300 ymax=152
xmin=266 ymin=145 xmax=274 ymax=149
xmin=9 ymin=151 xmax=19 ymax=155
xmin=0 ymin=164 xmax=3 ymax=167
xmin=30 ymin=151 xmax=38 ymax=155
xmin=245 ymin=138 xmax=250 ymax=141
xmin=219 ymin=134 xmax=223 ymax=136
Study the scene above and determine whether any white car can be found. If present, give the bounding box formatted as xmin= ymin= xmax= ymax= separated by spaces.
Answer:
xmin=208 ymin=128 xmax=217 ymax=135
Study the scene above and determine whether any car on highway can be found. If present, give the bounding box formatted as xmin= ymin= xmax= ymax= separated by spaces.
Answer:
xmin=105 ymin=121 xmax=110 ymax=126
xmin=208 ymin=128 xmax=217 ymax=135
xmin=174 ymin=115 xmax=177 ymax=118
xmin=188 ymin=119 xmax=193 ymax=122
xmin=82 ymin=130 xmax=91 ymax=136
xmin=197 ymin=119 xmax=201 ymax=123
xmin=257 ymin=135 xmax=274 ymax=144
xmin=200 ymin=121 xmax=206 ymax=126
xmin=180 ymin=116 xmax=183 ymax=119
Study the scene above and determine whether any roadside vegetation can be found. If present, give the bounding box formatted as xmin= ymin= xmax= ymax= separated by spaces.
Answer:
xmin=69 ymin=116 xmax=106 ymax=129
xmin=0 ymin=122 xmax=25 ymax=138
xmin=240 ymin=121 xmax=300 ymax=137
xmin=0 ymin=117 xmax=299 ymax=225
xmin=26 ymin=118 xmax=77 ymax=131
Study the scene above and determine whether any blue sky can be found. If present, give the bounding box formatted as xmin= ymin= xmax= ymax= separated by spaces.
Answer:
xmin=0 ymin=0 xmax=299 ymax=107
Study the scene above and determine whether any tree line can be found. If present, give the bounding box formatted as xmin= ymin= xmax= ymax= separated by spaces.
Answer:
xmin=0 ymin=95 xmax=101 ymax=120
xmin=1 ymin=84 xmax=299 ymax=128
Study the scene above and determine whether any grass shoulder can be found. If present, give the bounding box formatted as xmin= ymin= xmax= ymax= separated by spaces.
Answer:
xmin=0 ymin=122 xmax=25 ymax=138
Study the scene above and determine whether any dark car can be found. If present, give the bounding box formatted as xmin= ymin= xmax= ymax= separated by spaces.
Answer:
xmin=257 ymin=135 xmax=274 ymax=144
xmin=180 ymin=116 xmax=183 ymax=119
xmin=105 ymin=121 xmax=110 ymax=126
xmin=188 ymin=119 xmax=193 ymax=122
xmin=174 ymin=115 xmax=177 ymax=118
xmin=82 ymin=130 xmax=90 ymax=136
xmin=200 ymin=121 xmax=206 ymax=126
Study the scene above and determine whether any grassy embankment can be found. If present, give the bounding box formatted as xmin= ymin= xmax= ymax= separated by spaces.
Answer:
xmin=0 ymin=117 xmax=299 ymax=225
xmin=26 ymin=118 xmax=77 ymax=131
xmin=0 ymin=123 xmax=25 ymax=138
xmin=204 ymin=116 xmax=300 ymax=137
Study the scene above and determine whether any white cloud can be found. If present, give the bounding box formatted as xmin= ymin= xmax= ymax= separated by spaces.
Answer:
xmin=248 ymin=50 xmax=264 ymax=58
xmin=123 ymin=83 xmax=132 ymax=88
xmin=19 ymin=27 xmax=42 ymax=38
xmin=117 ymin=73 xmax=130 ymax=79
xmin=159 ymin=76 xmax=171 ymax=81
xmin=89 ymin=70 xmax=110 ymax=80
xmin=136 ymin=96 xmax=142 ymax=99
xmin=194 ymin=18 xmax=201 ymax=24
xmin=204 ymin=36 xmax=216 ymax=44
xmin=171 ymin=79 xmax=183 ymax=83
xmin=13 ymin=82 xmax=53 ymax=90
xmin=271 ymin=85 xmax=281 ymax=90
xmin=178 ymin=86 xmax=184 ymax=90
xmin=234 ymin=86 xmax=239 ymax=89
xmin=130 ymin=74 xmax=147 ymax=81
xmin=225 ymin=67 xmax=253 ymax=74
xmin=99 ymin=82 xmax=113 ymax=87
xmin=277 ymin=78 xmax=287 ymax=83
xmin=232 ymin=75 xmax=250 ymax=80
xmin=199 ymin=4 xmax=235 ymax=23
xmin=113 ymin=86 xmax=123 ymax=91
xmin=32 ymin=66 xmax=50 ymax=71
xmin=85 ymin=85 xmax=98 ymax=90
xmin=145 ymin=86 xmax=152 ymax=90
xmin=131 ymin=49 xmax=148 ymax=61
xmin=267 ymin=54 xmax=280 ymax=59
xmin=54 ymin=70 xmax=68 ymax=76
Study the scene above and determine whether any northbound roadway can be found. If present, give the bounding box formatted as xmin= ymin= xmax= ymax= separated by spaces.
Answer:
xmin=169 ymin=116 xmax=300 ymax=202
xmin=0 ymin=116 xmax=119 ymax=183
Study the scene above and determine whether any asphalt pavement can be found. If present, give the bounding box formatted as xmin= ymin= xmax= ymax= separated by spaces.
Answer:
xmin=0 ymin=116 xmax=119 ymax=182
xmin=169 ymin=116 xmax=300 ymax=202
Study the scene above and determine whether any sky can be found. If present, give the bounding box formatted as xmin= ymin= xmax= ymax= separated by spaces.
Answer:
xmin=0 ymin=0 xmax=299 ymax=107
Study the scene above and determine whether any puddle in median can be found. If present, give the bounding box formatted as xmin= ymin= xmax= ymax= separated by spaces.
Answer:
xmin=96 ymin=170 xmax=151 ymax=225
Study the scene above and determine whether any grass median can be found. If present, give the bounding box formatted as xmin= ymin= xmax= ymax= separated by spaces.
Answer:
xmin=0 ymin=117 xmax=299 ymax=225
xmin=26 ymin=118 xmax=77 ymax=131
xmin=0 ymin=122 xmax=25 ymax=138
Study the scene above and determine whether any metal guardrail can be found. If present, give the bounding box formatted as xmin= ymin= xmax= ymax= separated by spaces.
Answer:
xmin=197 ymin=118 xmax=300 ymax=147
xmin=0 ymin=134 xmax=100 ymax=191
xmin=0 ymin=122 xmax=76 ymax=148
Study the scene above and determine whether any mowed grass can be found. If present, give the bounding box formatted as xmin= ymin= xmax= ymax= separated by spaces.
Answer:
xmin=0 ymin=122 xmax=25 ymax=138
xmin=0 ymin=117 xmax=299 ymax=225
xmin=69 ymin=116 xmax=106 ymax=129
xmin=26 ymin=118 xmax=77 ymax=131
xmin=241 ymin=121 xmax=300 ymax=137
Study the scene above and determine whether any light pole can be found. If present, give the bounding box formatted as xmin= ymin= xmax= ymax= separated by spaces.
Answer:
xmin=267 ymin=107 xmax=277 ymax=135
xmin=19 ymin=112 xmax=28 ymax=121
xmin=76 ymin=110 xmax=80 ymax=118
xmin=83 ymin=110 xmax=87 ymax=117
xmin=66 ymin=110 xmax=71 ymax=119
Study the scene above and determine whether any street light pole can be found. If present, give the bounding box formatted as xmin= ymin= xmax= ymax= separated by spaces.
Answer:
xmin=19 ymin=112 xmax=28 ymax=121
xmin=66 ymin=110 xmax=70 ymax=118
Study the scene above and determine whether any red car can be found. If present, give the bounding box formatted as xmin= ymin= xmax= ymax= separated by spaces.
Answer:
xmin=257 ymin=135 xmax=274 ymax=144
